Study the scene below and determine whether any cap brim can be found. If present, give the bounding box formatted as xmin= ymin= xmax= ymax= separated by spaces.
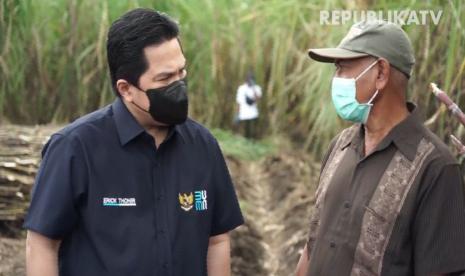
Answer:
xmin=307 ymin=48 xmax=369 ymax=63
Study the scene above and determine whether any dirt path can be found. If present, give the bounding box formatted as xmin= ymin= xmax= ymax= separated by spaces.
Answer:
xmin=0 ymin=237 xmax=25 ymax=276
xmin=251 ymin=160 xmax=280 ymax=274
xmin=229 ymin=152 xmax=320 ymax=276
xmin=250 ymin=160 xmax=289 ymax=275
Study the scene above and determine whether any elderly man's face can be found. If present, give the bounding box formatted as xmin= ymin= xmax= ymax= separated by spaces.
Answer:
xmin=334 ymin=56 xmax=379 ymax=104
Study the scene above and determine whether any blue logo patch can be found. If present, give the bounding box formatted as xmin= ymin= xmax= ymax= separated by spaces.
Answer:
xmin=194 ymin=190 xmax=208 ymax=211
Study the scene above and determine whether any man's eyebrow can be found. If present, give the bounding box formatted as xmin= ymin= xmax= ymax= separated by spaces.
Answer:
xmin=152 ymin=63 xmax=187 ymax=80
xmin=152 ymin=72 xmax=172 ymax=80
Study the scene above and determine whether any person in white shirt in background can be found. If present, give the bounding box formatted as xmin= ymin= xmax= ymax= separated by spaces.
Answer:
xmin=235 ymin=72 xmax=262 ymax=138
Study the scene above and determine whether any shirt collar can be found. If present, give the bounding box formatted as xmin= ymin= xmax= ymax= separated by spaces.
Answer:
xmin=112 ymin=98 xmax=186 ymax=146
xmin=340 ymin=102 xmax=423 ymax=161
xmin=388 ymin=102 xmax=424 ymax=160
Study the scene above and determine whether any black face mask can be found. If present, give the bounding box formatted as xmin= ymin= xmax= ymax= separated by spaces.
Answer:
xmin=133 ymin=79 xmax=188 ymax=125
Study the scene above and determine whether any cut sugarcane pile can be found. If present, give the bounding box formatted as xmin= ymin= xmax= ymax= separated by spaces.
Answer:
xmin=0 ymin=125 xmax=59 ymax=222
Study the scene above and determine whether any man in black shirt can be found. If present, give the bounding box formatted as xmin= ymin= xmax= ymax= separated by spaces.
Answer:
xmin=24 ymin=8 xmax=243 ymax=276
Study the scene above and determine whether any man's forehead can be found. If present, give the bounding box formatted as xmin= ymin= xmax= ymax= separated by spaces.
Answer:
xmin=144 ymin=44 xmax=186 ymax=74
xmin=144 ymin=39 xmax=184 ymax=60
xmin=151 ymin=57 xmax=186 ymax=72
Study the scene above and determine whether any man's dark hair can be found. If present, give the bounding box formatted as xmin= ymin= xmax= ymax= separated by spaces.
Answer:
xmin=246 ymin=70 xmax=255 ymax=87
xmin=107 ymin=8 xmax=179 ymax=96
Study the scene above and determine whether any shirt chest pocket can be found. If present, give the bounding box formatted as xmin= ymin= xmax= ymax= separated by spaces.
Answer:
xmin=89 ymin=165 xmax=153 ymax=214
xmin=169 ymin=164 xmax=213 ymax=233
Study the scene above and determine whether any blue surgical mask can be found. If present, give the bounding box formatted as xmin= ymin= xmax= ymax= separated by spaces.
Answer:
xmin=331 ymin=60 xmax=379 ymax=124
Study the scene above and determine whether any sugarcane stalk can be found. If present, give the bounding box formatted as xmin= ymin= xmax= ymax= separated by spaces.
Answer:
xmin=430 ymin=83 xmax=465 ymax=125
xmin=430 ymin=83 xmax=465 ymax=156
xmin=449 ymin=134 xmax=465 ymax=155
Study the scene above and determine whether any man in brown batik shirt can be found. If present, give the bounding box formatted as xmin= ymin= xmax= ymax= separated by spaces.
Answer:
xmin=295 ymin=20 xmax=465 ymax=276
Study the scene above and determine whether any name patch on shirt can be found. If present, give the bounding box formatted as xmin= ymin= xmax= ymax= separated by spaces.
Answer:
xmin=103 ymin=197 xmax=137 ymax=207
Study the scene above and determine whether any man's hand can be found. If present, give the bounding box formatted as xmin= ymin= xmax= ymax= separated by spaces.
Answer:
xmin=26 ymin=230 xmax=61 ymax=276
xmin=295 ymin=244 xmax=310 ymax=276
xmin=207 ymin=233 xmax=231 ymax=276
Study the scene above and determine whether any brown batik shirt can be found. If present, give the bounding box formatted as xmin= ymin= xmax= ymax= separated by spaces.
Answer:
xmin=306 ymin=102 xmax=465 ymax=276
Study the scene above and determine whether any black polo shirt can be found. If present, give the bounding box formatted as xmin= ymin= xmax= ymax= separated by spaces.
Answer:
xmin=24 ymin=98 xmax=244 ymax=276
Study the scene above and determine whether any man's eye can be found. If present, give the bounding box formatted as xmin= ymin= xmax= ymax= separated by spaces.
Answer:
xmin=158 ymin=76 xmax=171 ymax=81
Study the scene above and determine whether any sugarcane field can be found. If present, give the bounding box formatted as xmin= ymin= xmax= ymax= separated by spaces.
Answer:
xmin=1 ymin=1 xmax=465 ymax=276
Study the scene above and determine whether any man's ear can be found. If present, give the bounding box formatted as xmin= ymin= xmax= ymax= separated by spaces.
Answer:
xmin=375 ymin=58 xmax=390 ymax=91
xmin=116 ymin=79 xmax=135 ymax=102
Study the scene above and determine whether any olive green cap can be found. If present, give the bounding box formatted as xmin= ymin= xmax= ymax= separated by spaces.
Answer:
xmin=308 ymin=20 xmax=415 ymax=77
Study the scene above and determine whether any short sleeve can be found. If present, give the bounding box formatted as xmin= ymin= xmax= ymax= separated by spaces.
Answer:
xmin=306 ymin=133 xmax=340 ymax=255
xmin=413 ymin=163 xmax=465 ymax=275
xmin=319 ymin=133 xmax=340 ymax=175
xmin=254 ymin=85 xmax=262 ymax=97
xmin=209 ymin=139 xmax=244 ymax=236
xmin=236 ymin=86 xmax=244 ymax=104
xmin=23 ymin=133 xmax=87 ymax=239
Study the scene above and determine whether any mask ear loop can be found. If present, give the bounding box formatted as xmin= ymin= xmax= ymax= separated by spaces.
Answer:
xmin=131 ymin=85 xmax=151 ymax=114
xmin=355 ymin=59 xmax=380 ymax=105
xmin=367 ymin=90 xmax=379 ymax=105
xmin=355 ymin=59 xmax=379 ymax=81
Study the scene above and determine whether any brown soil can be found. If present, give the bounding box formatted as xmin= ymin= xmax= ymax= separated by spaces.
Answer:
xmin=0 ymin=236 xmax=25 ymax=276
xmin=228 ymin=151 xmax=320 ymax=276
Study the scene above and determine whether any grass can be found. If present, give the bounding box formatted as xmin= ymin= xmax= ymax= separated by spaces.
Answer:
xmin=1 ymin=0 xmax=464 ymax=156
xmin=211 ymin=128 xmax=275 ymax=161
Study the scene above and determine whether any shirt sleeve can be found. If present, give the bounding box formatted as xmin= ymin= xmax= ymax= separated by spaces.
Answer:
xmin=255 ymin=85 xmax=262 ymax=98
xmin=23 ymin=133 xmax=87 ymax=239
xmin=236 ymin=86 xmax=244 ymax=105
xmin=319 ymin=133 xmax=340 ymax=175
xmin=306 ymin=133 xmax=340 ymax=255
xmin=413 ymin=162 xmax=465 ymax=275
xmin=209 ymin=139 xmax=244 ymax=236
